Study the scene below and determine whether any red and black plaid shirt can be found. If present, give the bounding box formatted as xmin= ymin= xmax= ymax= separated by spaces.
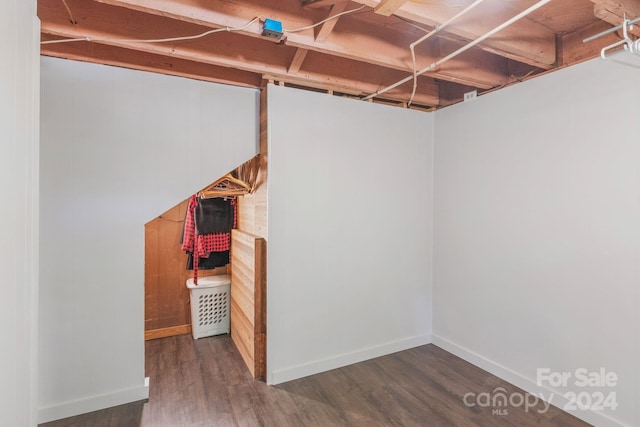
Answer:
xmin=182 ymin=194 xmax=236 ymax=284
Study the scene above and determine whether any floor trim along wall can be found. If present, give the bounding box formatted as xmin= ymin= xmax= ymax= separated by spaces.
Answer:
xmin=268 ymin=334 xmax=432 ymax=385
xmin=37 ymin=381 xmax=149 ymax=424
xmin=144 ymin=324 xmax=191 ymax=341
xmin=431 ymin=335 xmax=625 ymax=427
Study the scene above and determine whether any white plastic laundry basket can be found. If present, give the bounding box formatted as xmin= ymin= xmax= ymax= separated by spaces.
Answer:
xmin=186 ymin=274 xmax=231 ymax=339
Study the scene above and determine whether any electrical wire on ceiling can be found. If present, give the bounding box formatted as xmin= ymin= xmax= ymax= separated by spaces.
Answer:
xmin=60 ymin=0 xmax=77 ymax=25
xmin=41 ymin=0 xmax=552 ymax=108
xmin=41 ymin=16 xmax=264 ymax=45
xmin=407 ymin=0 xmax=487 ymax=106
xmin=363 ymin=0 xmax=553 ymax=104
xmin=393 ymin=16 xmax=432 ymax=33
xmin=41 ymin=3 xmax=366 ymax=45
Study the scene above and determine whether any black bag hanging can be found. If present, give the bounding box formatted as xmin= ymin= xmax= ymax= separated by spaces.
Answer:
xmin=194 ymin=197 xmax=233 ymax=235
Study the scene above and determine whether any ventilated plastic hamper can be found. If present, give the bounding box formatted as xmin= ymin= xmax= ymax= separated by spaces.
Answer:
xmin=186 ymin=275 xmax=231 ymax=339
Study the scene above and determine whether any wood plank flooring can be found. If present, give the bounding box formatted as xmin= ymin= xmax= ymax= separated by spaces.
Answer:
xmin=40 ymin=335 xmax=591 ymax=427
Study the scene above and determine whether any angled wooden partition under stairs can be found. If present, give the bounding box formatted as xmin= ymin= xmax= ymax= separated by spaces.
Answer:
xmin=145 ymin=88 xmax=268 ymax=380
xmin=144 ymin=199 xmax=228 ymax=340
xmin=230 ymin=230 xmax=266 ymax=379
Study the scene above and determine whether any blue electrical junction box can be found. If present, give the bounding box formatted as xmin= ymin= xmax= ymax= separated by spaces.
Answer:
xmin=262 ymin=18 xmax=284 ymax=41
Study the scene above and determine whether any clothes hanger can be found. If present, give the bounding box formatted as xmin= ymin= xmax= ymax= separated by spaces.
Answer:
xmin=196 ymin=155 xmax=261 ymax=199
xmin=198 ymin=174 xmax=251 ymax=198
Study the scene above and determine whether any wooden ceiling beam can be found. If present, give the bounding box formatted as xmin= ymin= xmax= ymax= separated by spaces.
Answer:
xmin=39 ymin=2 xmax=439 ymax=106
xmin=374 ymin=0 xmax=408 ymax=16
xmin=40 ymin=37 xmax=264 ymax=88
xmin=294 ymin=49 xmax=439 ymax=105
xmin=591 ymin=0 xmax=640 ymax=17
xmin=347 ymin=0 xmax=557 ymax=69
xmin=594 ymin=6 xmax=640 ymax=37
xmin=315 ymin=2 xmax=347 ymax=42
xmin=592 ymin=1 xmax=640 ymax=37
xmin=37 ymin=0 xmax=590 ymax=108
xmin=303 ymin=0 xmax=348 ymax=9
xmin=42 ymin=24 xmax=439 ymax=105
xmin=93 ymin=0 xmax=328 ymax=34
xmin=429 ymin=38 xmax=524 ymax=90
xmin=40 ymin=24 xmax=287 ymax=76
xmin=87 ymin=0 xmax=514 ymax=89
xmin=561 ymin=20 xmax=621 ymax=66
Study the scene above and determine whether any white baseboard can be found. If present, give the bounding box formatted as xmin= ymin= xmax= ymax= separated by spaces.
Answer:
xmin=268 ymin=334 xmax=432 ymax=385
xmin=431 ymin=335 xmax=628 ymax=427
xmin=37 ymin=379 xmax=149 ymax=424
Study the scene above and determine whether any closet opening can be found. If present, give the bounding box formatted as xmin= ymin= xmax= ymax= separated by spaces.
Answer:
xmin=143 ymin=154 xmax=267 ymax=380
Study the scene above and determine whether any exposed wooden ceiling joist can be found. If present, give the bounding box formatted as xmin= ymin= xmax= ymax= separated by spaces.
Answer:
xmin=315 ymin=2 xmax=348 ymax=41
xmin=37 ymin=0 xmax=625 ymax=108
xmin=40 ymin=0 xmax=440 ymax=105
xmin=90 ymin=0 xmax=517 ymax=90
xmin=374 ymin=0 xmax=408 ymax=16
xmin=561 ymin=19 xmax=623 ymax=65
xmin=304 ymin=0 xmax=347 ymax=9
xmin=315 ymin=0 xmax=558 ymax=69
xmin=591 ymin=0 xmax=640 ymax=18
xmin=40 ymin=35 xmax=264 ymax=88
xmin=592 ymin=0 xmax=640 ymax=37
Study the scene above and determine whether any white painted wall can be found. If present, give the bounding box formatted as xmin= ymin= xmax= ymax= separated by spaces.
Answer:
xmin=0 ymin=1 xmax=39 ymax=426
xmin=37 ymin=51 xmax=639 ymax=426
xmin=434 ymin=58 xmax=640 ymax=427
xmin=39 ymin=57 xmax=259 ymax=423
xmin=267 ymin=85 xmax=433 ymax=384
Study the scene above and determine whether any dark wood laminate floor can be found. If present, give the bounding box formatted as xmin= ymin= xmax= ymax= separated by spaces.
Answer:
xmin=41 ymin=335 xmax=591 ymax=427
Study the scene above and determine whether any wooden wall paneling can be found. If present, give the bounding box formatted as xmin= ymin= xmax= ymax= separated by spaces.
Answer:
xmin=235 ymin=86 xmax=268 ymax=377
xmin=252 ymin=171 xmax=268 ymax=239
xmin=237 ymin=195 xmax=256 ymax=234
xmin=230 ymin=229 xmax=266 ymax=379
xmin=159 ymin=201 xmax=190 ymax=328
xmin=144 ymin=198 xmax=228 ymax=340
xmin=238 ymin=87 xmax=268 ymax=238
xmin=144 ymin=200 xmax=190 ymax=335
